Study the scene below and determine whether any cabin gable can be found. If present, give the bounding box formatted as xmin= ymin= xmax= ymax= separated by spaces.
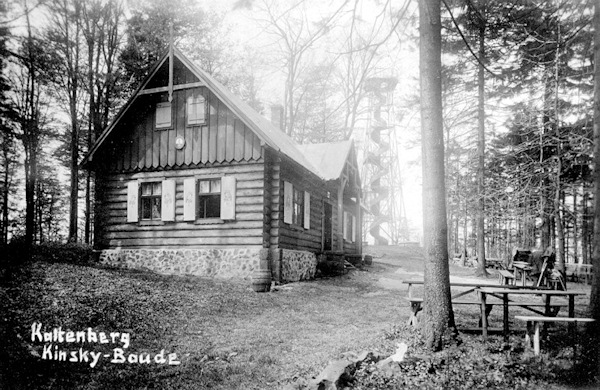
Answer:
xmin=96 ymin=77 xmax=262 ymax=172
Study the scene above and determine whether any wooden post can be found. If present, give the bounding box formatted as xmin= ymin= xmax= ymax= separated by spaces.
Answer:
xmin=481 ymin=291 xmax=488 ymax=338
xmin=503 ymin=293 xmax=509 ymax=338
xmin=337 ymin=177 xmax=347 ymax=252
xmin=168 ymin=22 xmax=174 ymax=103
xmin=533 ymin=322 xmax=541 ymax=356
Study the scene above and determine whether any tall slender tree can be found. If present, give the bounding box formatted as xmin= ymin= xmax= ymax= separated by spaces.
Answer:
xmin=420 ymin=0 xmax=456 ymax=350
xmin=590 ymin=0 xmax=600 ymax=379
xmin=10 ymin=1 xmax=51 ymax=248
xmin=45 ymin=0 xmax=85 ymax=243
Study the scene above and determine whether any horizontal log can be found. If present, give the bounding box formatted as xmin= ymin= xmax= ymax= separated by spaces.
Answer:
xmin=104 ymin=235 xmax=262 ymax=247
xmin=105 ymin=227 xmax=263 ymax=240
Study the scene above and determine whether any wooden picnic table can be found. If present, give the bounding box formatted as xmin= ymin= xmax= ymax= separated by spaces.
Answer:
xmin=402 ymin=280 xmax=499 ymax=327
xmin=477 ymin=287 xmax=588 ymax=338
xmin=402 ymin=279 xmax=498 ymax=299
xmin=402 ymin=279 xmax=541 ymax=328
xmin=512 ymin=263 xmax=533 ymax=286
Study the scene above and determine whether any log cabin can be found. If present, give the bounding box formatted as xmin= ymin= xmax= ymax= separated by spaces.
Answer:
xmin=82 ymin=47 xmax=362 ymax=282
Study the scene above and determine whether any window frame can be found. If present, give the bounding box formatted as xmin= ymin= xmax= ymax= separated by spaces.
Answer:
xmin=291 ymin=186 xmax=304 ymax=227
xmin=197 ymin=178 xmax=222 ymax=220
xmin=155 ymin=102 xmax=172 ymax=130
xmin=139 ymin=181 xmax=162 ymax=221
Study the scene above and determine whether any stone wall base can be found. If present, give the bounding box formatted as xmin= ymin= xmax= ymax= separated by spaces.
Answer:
xmin=98 ymin=247 xmax=265 ymax=279
xmin=278 ymin=248 xmax=318 ymax=282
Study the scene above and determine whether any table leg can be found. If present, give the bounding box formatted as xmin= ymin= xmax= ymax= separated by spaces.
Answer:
xmin=533 ymin=322 xmax=541 ymax=356
xmin=481 ymin=292 xmax=488 ymax=338
xmin=543 ymin=294 xmax=551 ymax=338
xmin=568 ymin=295 xmax=575 ymax=336
xmin=503 ymin=293 xmax=509 ymax=338
xmin=408 ymin=301 xmax=421 ymax=327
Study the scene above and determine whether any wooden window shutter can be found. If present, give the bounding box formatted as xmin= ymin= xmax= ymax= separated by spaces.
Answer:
xmin=283 ymin=181 xmax=293 ymax=224
xmin=351 ymin=215 xmax=356 ymax=242
xmin=220 ymin=176 xmax=236 ymax=220
xmin=161 ymin=179 xmax=176 ymax=221
xmin=183 ymin=178 xmax=196 ymax=221
xmin=303 ymin=191 xmax=310 ymax=229
xmin=155 ymin=102 xmax=172 ymax=129
xmin=343 ymin=211 xmax=348 ymax=241
xmin=127 ymin=181 xmax=139 ymax=223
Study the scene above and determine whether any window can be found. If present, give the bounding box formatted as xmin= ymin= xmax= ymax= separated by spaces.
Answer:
xmin=283 ymin=181 xmax=310 ymax=228
xmin=187 ymin=94 xmax=206 ymax=125
xmin=155 ymin=102 xmax=172 ymax=129
xmin=292 ymin=187 xmax=304 ymax=226
xmin=343 ymin=211 xmax=355 ymax=242
xmin=140 ymin=182 xmax=162 ymax=220
xmin=198 ymin=178 xmax=221 ymax=219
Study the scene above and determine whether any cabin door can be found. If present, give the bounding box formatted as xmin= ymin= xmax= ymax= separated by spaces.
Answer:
xmin=323 ymin=202 xmax=333 ymax=251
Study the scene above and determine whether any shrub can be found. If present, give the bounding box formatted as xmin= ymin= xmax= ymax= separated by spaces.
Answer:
xmin=32 ymin=241 xmax=94 ymax=264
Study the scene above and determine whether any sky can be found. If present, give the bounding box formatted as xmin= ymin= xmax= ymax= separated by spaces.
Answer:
xmin=196 ymin=0 xmax=425 ymax=242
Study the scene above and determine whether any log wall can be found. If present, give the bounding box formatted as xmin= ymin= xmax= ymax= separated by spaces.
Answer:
xmin=94 ymin=162 xmax=265 ymax=250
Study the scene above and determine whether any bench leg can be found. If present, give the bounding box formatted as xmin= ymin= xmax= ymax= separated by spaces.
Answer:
xmin=533 ymin=322 xmax=541 ymax=356
xmin=524 ymin=320 xmax=541 ymax=356
xmin=408 ymin=302 xmax=422 ymax=328
xmin=478 ymin=304 xmax=494 ymax=328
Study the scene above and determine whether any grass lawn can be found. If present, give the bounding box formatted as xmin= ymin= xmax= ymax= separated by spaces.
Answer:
xmin=0 ymin=245 xmax=597 ymax=389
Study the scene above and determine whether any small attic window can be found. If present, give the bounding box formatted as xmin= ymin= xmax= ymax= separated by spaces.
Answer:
xmin=155 ymin=102 xmax=172 ymax=129
xmin=187 ymin=94 xmax=206 ymax=126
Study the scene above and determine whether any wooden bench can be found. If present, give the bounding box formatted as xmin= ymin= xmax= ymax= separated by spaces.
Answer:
xmin=498 ymin=270 xmax=515 ymax=285
xmin=407 ymin=297 xmax=566 ymax=329
xmin=515 ymin=315 xmax=595 ymax=356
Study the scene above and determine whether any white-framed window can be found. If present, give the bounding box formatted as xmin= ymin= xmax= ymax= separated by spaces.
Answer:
xmin=182 ymin=176 xmax=236 ymax=222
xmin=292 ymin=186 xmax=304 ymax=226
xmin=155 ymin=102 xmax=172 ymax=129
xmin=140 ymin=182 xmax=162 ymax=220
xmin=187 ymin=94 xmax=207 ymax=126
xmin=343 ymin=211 xmax=356 ymax=242
xmin=126 ymin=180 xmax=175 ymax=223
xmin=283 ymin=181 xmax=310 ymax=229
xmin=198 ymin=178 xmax=221 ymax=219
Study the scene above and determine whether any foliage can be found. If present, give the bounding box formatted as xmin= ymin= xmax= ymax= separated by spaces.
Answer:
xmin=31 ymin=241 xmax=94 ymax=264
xmin=353 ymin=323 xmax=597 ymax=390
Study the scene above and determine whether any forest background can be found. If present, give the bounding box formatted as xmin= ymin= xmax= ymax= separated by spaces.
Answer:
xmin=0 ymin=0 xmax=596 ymax=275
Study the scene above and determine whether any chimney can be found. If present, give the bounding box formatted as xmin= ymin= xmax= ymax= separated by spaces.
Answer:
xmin=270 ymin=104 xmax=284 ymax=131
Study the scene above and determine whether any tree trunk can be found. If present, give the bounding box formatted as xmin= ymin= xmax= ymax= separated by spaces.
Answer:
xmin=419 ymin=0 xmax=456 ymax=351
xmin=573 ymin=186 xmax=579 ymax=264
xmin=588 ymin=0 xmax=600 ymax=378
xmin=475 ymin=3 xmax=488 ymax=277
xmin=2 ymin=141 xmax=9 ymax=244
xmin=583 ymin=187 xmax=589 ymax=265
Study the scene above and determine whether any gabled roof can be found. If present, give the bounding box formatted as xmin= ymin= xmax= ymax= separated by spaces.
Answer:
xmin=297 ymin=140 xmax=354 ymax=181
xmin=83 ymin=47 xmax=355 ymax=183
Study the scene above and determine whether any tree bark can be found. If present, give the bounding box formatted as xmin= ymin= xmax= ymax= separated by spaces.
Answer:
xmin=588 ymin=0 xmax=600 ymax=378
xmin=583 ymin=187 xmax=589 ymax=265
xmin=419 ymin=0 xmax=456 ymax=351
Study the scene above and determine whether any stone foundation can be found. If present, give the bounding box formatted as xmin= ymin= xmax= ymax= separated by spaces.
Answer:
xmin=98 ymin=247 xmax=265 ymax=279
xmin=280 ymin=249 xmax=318 ymax=282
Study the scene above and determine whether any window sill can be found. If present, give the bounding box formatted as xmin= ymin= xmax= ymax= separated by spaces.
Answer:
xmin=139 ymin=220 xmax=165 ymax=226
xmin=194 ymin=218 xmax=225 ymax=225
xmin=186 ymin=121 xmax=206 ymax=127
xmin=286 ymin=223 xmax=306 ymax=231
